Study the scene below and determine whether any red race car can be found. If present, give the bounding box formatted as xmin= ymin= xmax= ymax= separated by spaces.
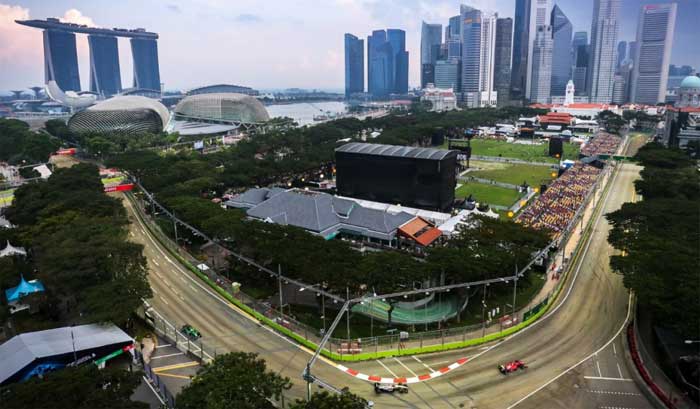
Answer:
xmin=498 ymin=360 xmax=527 ymax=374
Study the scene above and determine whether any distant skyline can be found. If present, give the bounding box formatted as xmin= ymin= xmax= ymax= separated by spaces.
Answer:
xmin=1 ymin=0 xmax=698 ymax=93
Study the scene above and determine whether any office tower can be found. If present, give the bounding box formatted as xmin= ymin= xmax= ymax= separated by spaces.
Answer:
xmin=530 ymin=25 xmax=554 ymax=103
xmin=448 ymin=15 xmax=461 ymax=41
xmin=526 ymin=0 xmax=553 ymax=101
xmin=42 ymin=30 xmax=81 ymax=91
xmin=344 ymin=33 xmax=364 ymax=97
xmin=551 ymin=5 xmax=573 ymax=97
xmin=511 ymin=0 xmax=532 ymax=100
xmin=88 ymin=35 xmax=122 ymax=96
xmin=460 ymin=6 xmax=498 ymax=107
xmin=631 ymin=3 xmax=677 ymax=105
xmin=669 ymin=65 xmax=694 ymax=77
xmin=494 ymin=18 xmax=513 ymax=106
xmin=368 ymin=30 xmax=391 ymax=97
xmin=587 ymin=0 xmax=621 ymax=103
xmin=435 ymin=60 xmax=460 ymax=90
xmin=617 ymin=41 xmax=627 ymax=68
xmin=628 ymin=41 xmax=638 ymax=65
xmin=421 ymin=22 xmax=442 ymax=87
xmin=367 ymin=29 xmax=408 ymax=98
xmin=388 ymin=29 xmax=409 ymax=94
xmin=572 ymin=31 xmax=589 ymax=95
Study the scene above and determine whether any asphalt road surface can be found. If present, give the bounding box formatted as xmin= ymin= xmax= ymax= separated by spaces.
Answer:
xmin=122 ymin=161 xmax=651 ymax=408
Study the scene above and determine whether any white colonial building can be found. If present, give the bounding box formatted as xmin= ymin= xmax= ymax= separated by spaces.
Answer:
xmin=421 ymin=84 xmax=458 ymax=112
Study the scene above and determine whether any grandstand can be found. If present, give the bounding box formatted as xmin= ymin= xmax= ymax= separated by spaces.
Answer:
xmin=516 ymin=163 xmax=601 ymax=236
xmin=580 ymin=131 xmax=622 ymax=157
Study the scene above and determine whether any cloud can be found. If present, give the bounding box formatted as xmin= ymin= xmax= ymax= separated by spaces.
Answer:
xmin=166 ymin=4 xmax=181 ymax=13
xmin=60 ymin=8 xmax=98 ymax=27
xmin=234 ymin=13 xmax=262 ymax=23
xmin=0 ymin=4 xmax=43 ymax=89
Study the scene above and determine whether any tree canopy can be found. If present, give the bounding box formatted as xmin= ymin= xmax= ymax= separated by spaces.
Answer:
xmin=0 ymin=118 xmax=60 ymax=164
xmin=3 ymin=163 xmax=151 ymax=325
xmin=176 ymin=352 xmax=291 ymax=409
xmin=605 ymin=143 xmax=699 ymax=337
xmin=290 ymin=391 xmax=368 ymax=409
xmin=0 ymin=365 xmax=147 ymax=409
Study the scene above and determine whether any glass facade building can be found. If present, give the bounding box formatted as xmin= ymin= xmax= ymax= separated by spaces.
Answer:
xmin=587 ymin=0 xmax=621 ymax=103
xmin=511 ymin=0 xmax=531 ymax=100
xmin=88 ymin=35 xmax=122 ymax=97
xmin=572 ymin=31 xmax=589 ymax=96
xmin=550 ymin=5 xmax=573 ymax=97
xmin=526 ymin=0 xmax=553 ymax=100
xmin=131 ymin=38 xmax=161 ymax=91
xmin=631 ymin=3 xmax=677 ymax=105
xmin=367 ymin=29 xmax=408 ymax=98
xmin=460 ymin=6 xmax=482 ymax=97
xmin=435 ymin=60 xmax=460 ymax=90
xmin=420 ymin=22 xmax=442 ymax=87
xmin=494 ymin=18 xmax=513 ymax=106
xmin=43 ymin=30 xmax=81 ymax=91
xmin=344 ymin=34 xmax=364 ymax=97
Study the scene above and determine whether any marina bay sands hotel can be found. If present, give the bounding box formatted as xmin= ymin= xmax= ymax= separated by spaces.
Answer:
xmin=16 ymin=18 xmax=161 ymax=97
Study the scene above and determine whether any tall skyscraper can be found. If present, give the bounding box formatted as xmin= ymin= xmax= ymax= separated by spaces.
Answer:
xmin=550 ymin=5 xmax=573 ymax=97
xmin=511 ymin=0 xmax=532 ymax=100
xmin=587 ymin=0 xmax=621 ymax=103
xmin=42 ymin=29 xmax=81 ymax=91
xmin=421 ymin=22 xmax=442 ymax=87
xmin=387 ymin=29 xmax=409 ymax=94
xmin=344 ymin=33 xmax=364 ymax=98
xmin=628 ymin=41 xmax=638 ymax=64
xmin=630 ymin=3 xmax=677 ymax=105
xmin=530 ymin=24 xmax=554 ymax=103
xmin=131 ymin=38 xmax=161 ymax=91
xmin=460 ymin=6 xmax=498 ymax=107
xmin=572 ymin=31 xmax=589 ymax=95
xmin=367 ymin=29 xmax=408 ymax=98
xmin=617 ymin=41 xmax=627 ymax=68
xmin=526 ymin=0 xmax=553 ymax=101
xmin=494 ymin=18 xmax=513 ymax=106
xmin=368 ymin=30 xmax=391 ymax=97
xmin=88 ymin=35 xmax=122 ymax=96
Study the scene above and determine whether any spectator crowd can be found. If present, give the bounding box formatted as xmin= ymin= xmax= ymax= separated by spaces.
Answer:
xmin=580 ymin=131 xmax=622 ymax=157
xmin=517 ymin=164 xmax=601 ymax=236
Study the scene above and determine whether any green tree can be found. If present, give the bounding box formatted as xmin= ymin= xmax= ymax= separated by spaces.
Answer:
xmin=1 ymin=365 xmax=147 ymax=409
xmin=290 ymin=391 xmax=368 ymax=409
xmin=606 ymin=144 xmax=700 ymax=337
xmin=176 ymin=352 xmax=291 ymax=409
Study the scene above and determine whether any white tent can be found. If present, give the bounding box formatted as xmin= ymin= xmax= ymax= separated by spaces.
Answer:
xmin=0 ymin=241 xmax=26 ymax=258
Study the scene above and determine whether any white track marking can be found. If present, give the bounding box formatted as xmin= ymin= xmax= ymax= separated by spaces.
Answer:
xmin=155 ymin=344 xmax=171 ymax=349
xmin=376 ymin=360 xmax=398 ymax=377
xmin=153 ymin=260 xmax=160 ymax=267
xmin=142 ymin=376 xmax=165 ymax=405
xmin=150 ymin=352 xmax=184 ymax=360
xmin=612 ymin=343 xmax=617 ymax=356
xmin=159 ymin=296 xmax=169 ymax=306
xmin=189 ymin=285 xmax=198 ymax=293
xmin=395 ymin=358 xmax=418 ymax=377
xmin=616 ymin=362 xmax=623 ymax=379
xmin=413 ymin=356 xmax=435 ymax=372
xmin=584 ymin=376 xmax=632 ymax=382
xmin=596 ymin=360 xmax=602 ymax=377
xmin=507 ymin=291 xmax=633 ymax=408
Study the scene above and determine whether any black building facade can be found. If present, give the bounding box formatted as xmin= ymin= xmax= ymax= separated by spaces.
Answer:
xmin=335 ymin=143 xmax=457 ymax=211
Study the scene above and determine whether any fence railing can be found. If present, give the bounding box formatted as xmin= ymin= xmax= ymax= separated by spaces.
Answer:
xmin=128 ymin=158 xmax=614 ymax=360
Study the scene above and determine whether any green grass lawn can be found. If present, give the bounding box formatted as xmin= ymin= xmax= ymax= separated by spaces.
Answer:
xmin=443 ymin=138 xmax=580 ymax=163
xmin=455 ymin=182 xmax=522 ymax=207
xmin=468 ymin=163 xmax=557 ymax=186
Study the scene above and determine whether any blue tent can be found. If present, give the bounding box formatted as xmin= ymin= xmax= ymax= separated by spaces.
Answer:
xmin=5 ymin=275 xmax=45 ymax=303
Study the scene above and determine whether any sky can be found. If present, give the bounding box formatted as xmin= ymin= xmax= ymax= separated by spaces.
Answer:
xmin=1 ymin=0 xmax=698 ymax=93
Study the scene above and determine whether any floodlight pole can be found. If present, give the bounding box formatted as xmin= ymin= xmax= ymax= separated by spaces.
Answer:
xmin=512 ymin=264 xmax=519 ymax=319
xmin=278 ymin=264 xmax=284 ymax=318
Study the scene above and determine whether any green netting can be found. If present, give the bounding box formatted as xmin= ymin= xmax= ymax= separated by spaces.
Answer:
xmin=352 ymin=296 xmax=461 ymax=325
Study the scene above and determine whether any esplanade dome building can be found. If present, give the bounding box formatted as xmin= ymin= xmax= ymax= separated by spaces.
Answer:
xmin=169 ymin=93 xmax=270 ymax=136
xmin=677 ymin=76 xmax=700 ymax=108
xmin=68 ymin=96 xmax=169 ymax=135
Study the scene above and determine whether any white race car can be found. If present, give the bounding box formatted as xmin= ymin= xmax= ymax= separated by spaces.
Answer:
xmin=374 ymin=383 xmax=408 ymax=394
